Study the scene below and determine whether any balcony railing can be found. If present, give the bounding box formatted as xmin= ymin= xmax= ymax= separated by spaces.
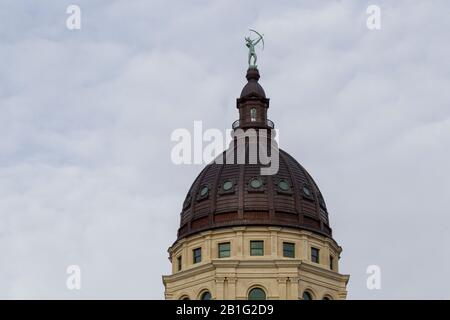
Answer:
xmin=232 ymin=119 xmax=274 ymax=130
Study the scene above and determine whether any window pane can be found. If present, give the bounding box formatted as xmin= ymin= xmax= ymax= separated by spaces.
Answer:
xmin=177 ymin=256 xmax=182 ymax=271
xmin=251 ymin=248 xmax=263 ymax=256
xmin=193 ymin=248 xmax=202 ymax=263
xmin=219 ymin=242 xmax=231 ymax=258
xmin=250 ymin=241 xmax=264 ymax=256
xmin=311 ymin=247 xmax=319 ymax=263
xmin=329 ymin=255 xmax=334 ymax=270
xmin=248 ymin=288 xmax=266 ymax=300
xmin=250 ymin=108 xmax=257 ymax=122
xmin=251 ymin=241 xmax=263 ymax=249
xmin=303 ymin=291 xmax=312 ymax=300
xmin=283 ymin=242 xmax=295 ymax=258
xmin=201 ymin=291 xmax=211 ymax=300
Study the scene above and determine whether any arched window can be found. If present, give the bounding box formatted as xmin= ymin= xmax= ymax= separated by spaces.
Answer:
xmin=302 ymin=291 xmax=313 ymax=300
xmin=180 ymin=296 xmax=190 ymax=300
xmin=323 ymin=296 xmax=332 ymax=300
xmin=250 ymin=108 xmax=257 ymax=122
xmin=200 ymin=291 xmax=212 ymax=300
xmin=248 ymin=287 xmax=266 ymax=300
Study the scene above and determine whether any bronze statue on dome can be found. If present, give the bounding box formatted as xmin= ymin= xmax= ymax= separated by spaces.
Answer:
xmin=245 ymin=29 xmax=264 ymax=68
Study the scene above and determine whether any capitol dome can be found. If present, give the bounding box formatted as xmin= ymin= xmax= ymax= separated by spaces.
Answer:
xmin=178 ymin=148 xmax=331 ymax=240
xmin=163 ymin=65 xmax=349 ymax=301
xmin=177 ymin=68 xmax=332 ymax=240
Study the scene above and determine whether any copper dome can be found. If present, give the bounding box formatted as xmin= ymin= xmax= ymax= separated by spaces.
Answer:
xmin=178 ymin=148 xmax=332 ymax=240
xmin=177 ymin=68 xmax=332 ymax=240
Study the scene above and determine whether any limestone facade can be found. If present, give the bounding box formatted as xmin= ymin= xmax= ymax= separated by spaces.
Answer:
xmin=163 ymin=226 xmax=349 ymax=300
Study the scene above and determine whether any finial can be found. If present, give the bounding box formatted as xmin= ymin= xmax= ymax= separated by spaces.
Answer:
xmin=245 ymin=29 xmax=264 ymax=68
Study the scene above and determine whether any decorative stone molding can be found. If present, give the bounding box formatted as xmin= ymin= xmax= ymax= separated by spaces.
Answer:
xmin=163 ymin=226 xmax=348 ymax=300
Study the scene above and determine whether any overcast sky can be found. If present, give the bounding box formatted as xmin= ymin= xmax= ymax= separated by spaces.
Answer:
xmin=1 ymin=0 xmax=449 ymax=299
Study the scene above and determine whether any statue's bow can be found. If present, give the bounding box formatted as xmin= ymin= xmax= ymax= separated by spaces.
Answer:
xmin=249 ymin=29 xmax=264 ymax=50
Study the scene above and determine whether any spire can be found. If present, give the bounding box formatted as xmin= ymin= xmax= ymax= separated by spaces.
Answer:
xmin=240 ymin=68 xmax=266 ymax=98
xmin=232 ymin=68 xmax=273 ymax=130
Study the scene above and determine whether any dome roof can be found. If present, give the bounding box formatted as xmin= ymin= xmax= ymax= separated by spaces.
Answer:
xmin=176 ymin=67 xmax=332 ymax=241
xmin=177 ymin=148 xmax=332 ymax=240
xmin=240 ymin=67 xmax=266 ymax=98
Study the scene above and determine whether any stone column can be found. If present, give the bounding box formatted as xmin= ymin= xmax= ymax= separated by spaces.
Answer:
xmin=289 ymin=277 xmax=300 ymax=300
xmin=234 ymin=227 xmax=245 ymax=258
xmin=277 ymin=277 xmax=288 ymax=299
xmin=205 ymin=233 xmax=212 ymax=261
xmin=227 ymin=277 xmax=237 ymax=299
xmin=269 ymin=227 xmax=280 ymax=258
xmin=182 ymin=242 xmax=188 ymax=270
xmin=215 ymin=277 xmax=226 ymax=300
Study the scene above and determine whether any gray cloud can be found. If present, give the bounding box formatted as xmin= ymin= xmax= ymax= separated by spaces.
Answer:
xmin=0 ymin=0 xmax=449 ymax=299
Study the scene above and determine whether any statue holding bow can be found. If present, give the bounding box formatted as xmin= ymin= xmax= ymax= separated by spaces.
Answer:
xmin=245 ymin=29 xmax=264 ymax=68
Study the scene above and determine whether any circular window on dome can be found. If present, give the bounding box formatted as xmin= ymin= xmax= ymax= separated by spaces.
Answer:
xmin=223 ymin=180 xmax=233 ymax=191
xmin=249 ymin=177 xmax=263 ymax=189
xmin=278 ymin=179 xmax=290 ymax=191
xmin=199 ymin=185 xmax=209 ymax=197
xmin=303 ymin=185 xmax=311 ymax=197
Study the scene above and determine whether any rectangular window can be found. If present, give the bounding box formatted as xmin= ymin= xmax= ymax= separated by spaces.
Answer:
xmin=329 ymin=255 xmax=334 ymax=270
xmin=250 ymin=108 xmax=257 ymax=122
xmin=218 ymin=242 xmax=231 ymax=258
xmin=311 ymin=247 xmax=320 ymax=263
xmin=283 ymin=242 xmax=295 ymax=258
xmin=250 ymin=240 xmax=264 ymax=256
xmin=177 ymin=255 xmax=182 ymax=271
xmin=193 ymin=247 xmax=202 ymax=264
